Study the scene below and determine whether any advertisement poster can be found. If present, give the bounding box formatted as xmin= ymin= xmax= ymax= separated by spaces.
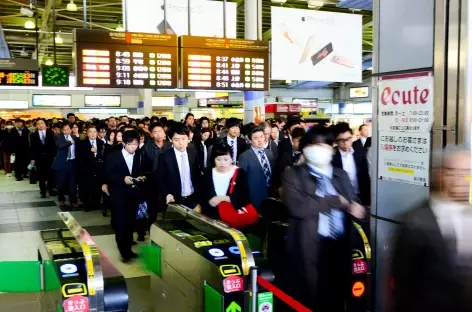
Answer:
xmin=271 ymin=6 xmax=362 ymax=82
xmin=125 ymin=0 xmax=237 ymax=38
xmin=378 ymin=131 xmax=430 ymax=186
xmin=378 ymin=74 xmax=433 ymax=132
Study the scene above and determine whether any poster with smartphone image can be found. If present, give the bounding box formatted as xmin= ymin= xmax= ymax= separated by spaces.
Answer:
xmin=271 ymin=6 xmax=362 ymax=83
xmin=125 ymin=0 xmax=237 ymax=38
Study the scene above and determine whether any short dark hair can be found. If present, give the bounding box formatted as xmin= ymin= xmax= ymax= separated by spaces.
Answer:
xmin=149 ymin=122 xmax=164 ymax=132
xmin=122 ymin=130 xmax=139 ymax=144
xmin=66 ymin=113 xmax=75 ymax=118
xmin=300 ymin=125 xmax=335 ymax=150
xmin=333 ymin=122 xmax=353 ymax=138
xmin=210 ymin=142 xmax=231 ymax=167
xmin=199 ymin=116 xmax=210 ymax=125
xmin=225 ymin=117 xmax=240 ymax=130
xmin=283 ymin=118 xmax=300 ymax=131
xmin=359 ymin=124 xmax=368 ymax=131
xmin=201 ymin=127 xmax=211 ymax=135
xmin=291 ymin=127 xmax=306 ymax=140
xmin=248 ymin=125 xmax=264 ymax=140
xmin=60 ymin=122 xmax=70 ymax=130
xmin=184 ymin=113 xmax=194 ymax=121
xmin=168 ymin=122 xmax=190 ymax=139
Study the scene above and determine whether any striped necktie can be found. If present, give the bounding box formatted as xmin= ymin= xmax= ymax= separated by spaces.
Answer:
xmin=258 ymin=150 xmax=271 ymax=186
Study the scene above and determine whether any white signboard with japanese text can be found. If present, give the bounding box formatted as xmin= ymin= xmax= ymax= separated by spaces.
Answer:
xmin=378 ymin=131 xmax=430 ymax=186
xmin=378 ymin=74 xmax=433 ymax=132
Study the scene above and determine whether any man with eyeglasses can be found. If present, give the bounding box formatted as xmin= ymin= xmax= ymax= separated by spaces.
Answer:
xmin=331 ymin=122 xmax=371 ymax=206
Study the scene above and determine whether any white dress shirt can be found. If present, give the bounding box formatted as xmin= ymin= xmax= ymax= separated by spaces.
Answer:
xmin=360 ymin=137 xmax=367 ymax=147
xmin=339 ymin=147 xmax=359 ymax=194
xmin=39 ymin=130 xmax=46 ymax=143
xmin=66 ymin=135 xmax=76 ymax=160
xmin=89 ymin=139 xmax=97 ymax=157
xmin=122 ymin=148 xmax=134 ymax=174
xmin=202 ymin=142 xmax=208 ymax=168
xmin=227 ymin=136 xmax=238 ymax=163
xmin=174 ymin=148 xmax=194 ymax=196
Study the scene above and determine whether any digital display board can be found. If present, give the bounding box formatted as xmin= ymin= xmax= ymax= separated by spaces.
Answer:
xmin=180 ymin=36 xmax=270 ymax=91
xmin=350 ymin=86 xmax=369 ymax=98
xmin=74 ymin=29 xmax=178 ymax=89
xmin=0 ymin=70 xmax=38 ymax=86
xmin=32 ymin=95 xmax=72 ymax=107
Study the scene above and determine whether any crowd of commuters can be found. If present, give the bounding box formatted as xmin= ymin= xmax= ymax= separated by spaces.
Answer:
xmin=0 ymin=112 xmax=372 ymax=311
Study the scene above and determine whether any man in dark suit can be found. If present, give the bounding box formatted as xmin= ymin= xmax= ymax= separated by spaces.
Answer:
xmin=391 ymin=148 xmax=472 ymax=312
xmin=332 ymin=122 xmax=371 ymax=206
xmin=276 ymin=119 xmax=301 ymax=166
xmin=157 ymin=122 xmax=202 ymax=210
xmin=216 ymin=118 xmax=247 ymax=164
xmin=52 ymin=123 xmax=78 ymax=208
xmin=30 ymin=118 xmax=55 ymax=198
xmin=261 ymin=122 xmax=278 ymax=160
xmin=11 ymin=119 xmax=30 ymax=181
xmin=104 ymin=130 xmax=145 ymax=262
xmin=353 ymin=124 xmax=371 ymax=150
xmin=77 ymin=126 xmax=105 ymax=211
xmin=239 ymin=126 xmax=275 ymax=210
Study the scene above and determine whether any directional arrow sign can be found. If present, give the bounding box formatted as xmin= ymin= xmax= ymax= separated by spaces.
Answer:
xmin=226 ymin=301 xmax=242 ymax=312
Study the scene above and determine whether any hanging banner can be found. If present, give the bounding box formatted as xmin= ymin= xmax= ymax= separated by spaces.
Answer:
xmin=378 ymin=131 xmax=430 ymax=186
xmin=125 ymin=0 xmax=237 ymax=38
xmin=378 ymin=73 xmax=433 ymax=132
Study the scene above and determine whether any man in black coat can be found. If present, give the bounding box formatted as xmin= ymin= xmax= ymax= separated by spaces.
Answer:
xmin=332 ymin=122 xmax=371 ymax=206
xmin=10 ymin=119 xmax=30 ymax=181
xmin=353 ymin=124 xmax=371 ymax=150
xmin=157 ymin=122 xmax=202 ymax=210
xmin=77 ymin=126 xmax=105 ymax=211
xmin=216 ymin=118 xmax=247 ymax=164
xmin=30 ymin=118 xmax=56 ymax=197
xmin=104 ymin=130 xmax=145 ymax=262
xmin=51 ymin=123 xmax=78 ymax=207
xmin=391 ymin=148 xmax=472 ymax=312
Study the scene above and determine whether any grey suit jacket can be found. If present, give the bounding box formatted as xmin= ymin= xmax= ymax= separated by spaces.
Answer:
xmin=238 ymin=147 xmax=275 ymax=210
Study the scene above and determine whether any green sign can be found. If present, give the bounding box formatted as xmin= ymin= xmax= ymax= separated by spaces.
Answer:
xmin=257 ymin=292 xmax=273 ymax=312
xmin=226 ymin=301 xmax=242 ymax=312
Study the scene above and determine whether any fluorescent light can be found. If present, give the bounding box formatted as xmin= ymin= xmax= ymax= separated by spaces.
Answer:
xmin=271 ymin=0 xmax=287 ymax=3
xmin=308 ymin=0 xmax=325 ymax=6
xmin=285 ymin=80 xmax=292 ymax=84
xmin=0 ymin=86 xmax=93 ymax=91
xmin=67 ymin=0 xmax=77 ymax=11
xmin=156 ymin=88 xmax=241 ymax=93
xmin=55 ymin=34 xmax=63 ymax=44
xmin=24 ymin=20 xmax=35 ymax=29
xmin=0 ymin=101 xmax=29 ymax=109
xmin=115 ymin=24 xmax=125 ymax=32
xmin=78 ymin=108 xmax=128 ymax=114
xmin=367 ymin=67 xmax=373 ymax=70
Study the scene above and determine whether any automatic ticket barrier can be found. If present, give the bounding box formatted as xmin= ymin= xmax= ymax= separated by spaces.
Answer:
xmin=147 ymin=204 xmax=274 ymax=312
xmin=38 ymin=212 xmax=128 ymax=312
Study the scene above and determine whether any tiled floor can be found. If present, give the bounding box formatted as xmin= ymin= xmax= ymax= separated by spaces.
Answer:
xmin=0 ymin=174 xmax=153 ymax=311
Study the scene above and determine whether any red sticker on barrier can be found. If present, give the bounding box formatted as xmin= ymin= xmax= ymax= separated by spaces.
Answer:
xmin=352 ymin=259 xmax=367 ymax=275
xmin=223 ymin=276 xmax=244 ymax=293
xmin=63 ymin=295 xmax=90 ymax=312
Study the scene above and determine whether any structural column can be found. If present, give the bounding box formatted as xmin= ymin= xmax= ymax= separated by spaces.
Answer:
xmin=137 ymin=89 xmax=153 ymax=116
xmin=243 ymin=0 xmax=264 ymax=124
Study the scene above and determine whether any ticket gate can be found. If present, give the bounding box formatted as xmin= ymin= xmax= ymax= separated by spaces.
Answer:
xmin=261 ymin=198 xmax=371 ymax=312
xmin=38 ymin=212 xmax=128 ymax=312
xmin=146 ymin=204 xmax=274 ymax=312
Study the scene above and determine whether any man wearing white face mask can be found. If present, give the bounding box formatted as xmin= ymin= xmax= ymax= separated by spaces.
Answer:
xmin=282 ymin=125 xmax=365 ymax=312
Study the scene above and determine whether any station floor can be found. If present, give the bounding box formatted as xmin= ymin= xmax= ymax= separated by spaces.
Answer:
xmin=0 ymin=173 xmax=154 ymax=312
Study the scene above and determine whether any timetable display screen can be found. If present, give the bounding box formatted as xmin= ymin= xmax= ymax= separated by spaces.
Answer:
xmin=0 ymin=70 xmax=38 ymax=86
xmin=180 ymin=36 xmax=270 ymax=91
xmin=74 ymin=29 xmax=178 ymax=89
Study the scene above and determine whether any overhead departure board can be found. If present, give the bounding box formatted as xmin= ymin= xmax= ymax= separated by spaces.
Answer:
xmin=74 ymin=29 xmax=178 ymax=88
xmin=0 ymin=70 xmax=38 ymax=86
xmin=180 ymin=36 xmax=270 ymax=91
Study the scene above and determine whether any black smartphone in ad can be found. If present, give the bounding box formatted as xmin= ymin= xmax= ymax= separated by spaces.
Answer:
xmin=156 ymin=20 xmax=175 ymax=35
xmin=311 ymin=42 xmax=333 ymax=66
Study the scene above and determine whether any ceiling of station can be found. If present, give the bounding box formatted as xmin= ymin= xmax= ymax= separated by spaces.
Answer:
xmin=0 ymin=0 xmax=373 ymax=88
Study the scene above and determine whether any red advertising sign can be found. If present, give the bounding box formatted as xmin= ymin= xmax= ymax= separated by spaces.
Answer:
xmin=223 ymin=276 xmax=244 ymax=293
xmin=63 ymin=295 xmax=90 ymax=312
xmin=352 ymin=259 xmax=367 ymax=275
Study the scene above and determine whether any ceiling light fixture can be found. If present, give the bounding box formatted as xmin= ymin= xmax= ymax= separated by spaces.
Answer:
xmin=24 ymin=20 xmax=35 ymax=29
xmin=67 ymin=0 xmax=77 ymax=12
xmin=271 ymin=0 xmax=287 ymax=3
xmin=55 ymin=33 xmax=63 ymax=44
xmin=115 ymin=24 xmax=125 ymax=32
xmin=367 ymin=67 xmax=373 ymax=71
xmin=307 ymin=0 xmax=325 ymax=8
xmin=285 ymin=80 xmax=292 ymax=84
xmin=44 ymin=58 xmax=54 ymax=66
xmin=20 ymin=48 xmax=28 ymax=57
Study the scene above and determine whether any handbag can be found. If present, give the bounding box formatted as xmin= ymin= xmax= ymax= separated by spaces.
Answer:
xmin=217 ymin=168 xmax=259 ymax=229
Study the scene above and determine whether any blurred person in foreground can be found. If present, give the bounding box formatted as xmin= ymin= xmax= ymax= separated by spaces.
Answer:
xmin=391 ymin=147 xmax=472 ymax=312
xmin=283 ymin=124 xmax=365 ymax=312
